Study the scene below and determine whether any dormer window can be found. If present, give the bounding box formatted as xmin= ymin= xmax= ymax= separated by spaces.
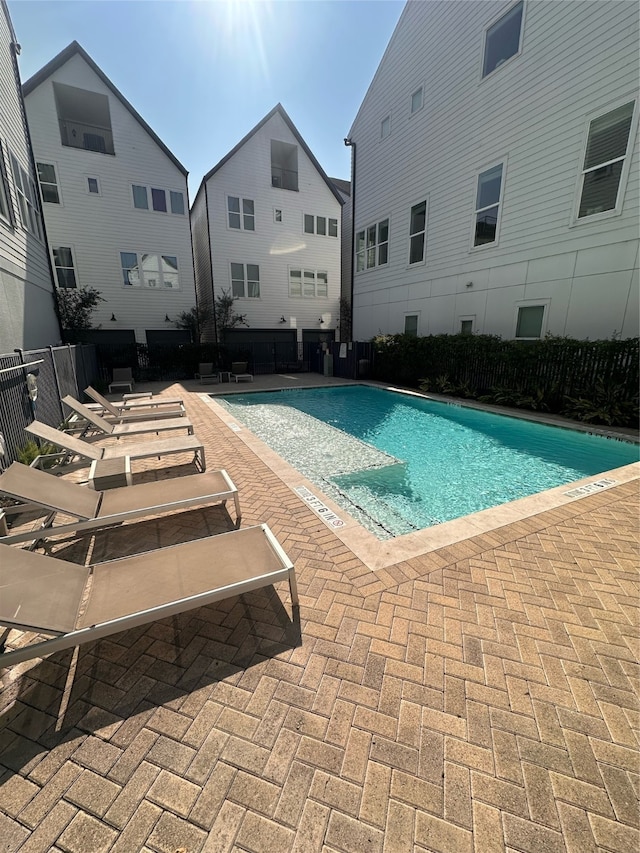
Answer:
xmin=271 ymin=140 xmax=298 ymax=191
xmin=53 ymin=82 xmax=115 ymax=155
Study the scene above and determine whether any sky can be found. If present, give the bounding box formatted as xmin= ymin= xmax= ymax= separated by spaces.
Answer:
xmin=9 ymin=0 xmax=405 ymax=198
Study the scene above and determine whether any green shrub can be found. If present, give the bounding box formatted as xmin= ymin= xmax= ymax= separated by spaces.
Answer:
xmin=17 ymin=439 xmax=62 ymax=469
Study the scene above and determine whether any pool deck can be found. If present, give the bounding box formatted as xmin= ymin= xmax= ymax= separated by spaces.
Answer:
xmin=1 ymin=375 xmax=639 ymax=853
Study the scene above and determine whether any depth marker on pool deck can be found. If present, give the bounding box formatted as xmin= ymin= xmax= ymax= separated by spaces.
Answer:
xmin=564 ymin=478 xmax=617 ymax=498
xmin=294 ymin=486 xmax=346 ymax=529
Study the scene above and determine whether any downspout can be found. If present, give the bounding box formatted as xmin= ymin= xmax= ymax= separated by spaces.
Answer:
xmin=343 ymin=138 xmax=356 ymax=341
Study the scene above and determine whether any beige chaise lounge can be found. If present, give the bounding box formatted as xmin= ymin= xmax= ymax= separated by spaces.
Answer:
xmin=25 ymin=421 xmax=206 ymax=472
xmin=0 ymin=462 xmax=240 ymax=545
xmin=62 ymin=395 xmax=193 ymax=438
xmin=0 ymin=525 xmax=297 ymax=667
xmin=84 ymin=386 xmax=185 ymax=421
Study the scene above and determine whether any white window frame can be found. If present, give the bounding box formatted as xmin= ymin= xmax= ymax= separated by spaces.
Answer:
xmin=119 ymin=251 xmax=181 ymax=290
xmin=408 ymin=198 xmax=428 ymax=266
xmin=36 ymin=161 xmax=61 ymax=205
xmin=10 ymin=150 xmax=43 ymax=240
xmin=514 ymin=300 xmax=549 ymax=340
xmin=169 ymin=190 xmax=185 ymax=216
xmin=459 ymin=315 xmax=476 ymax=335
xmin=303 ymin=213 xmax=338 ymax=238
xmin=380 ymin=114 xmax=391 ymax=140
xmin=131 ymin=183 xmax=185 ymax=215
xmin=151 ymin=187 xmax=168 ymax=213
xmin=288 ymin=268 xmax=328 ymax=299
xmin=227 ymin=195 xmax=255 ymax=232
xmin=132 ymin=184 xmax=149 ymax=210
xmin=85 ymin=175 xmax=101 ymax=196
xmin=572 ymin=98 xmax=638 ymax=224
xmin=355 ymin=216 xmax=390 ymax=272
xmin=52 ymin=245 xmax=78 ymax=289
xmin=471 ymin=159 xmax=506 ymax=250
xmin=0 ymin=141 xmax=14 ymax=227
xmin=481 ymin=1 xmax=525 ymax=80
xmin=230 ymin=262 xmax=260 ymax=298
xmin=404 ymin=313 xmax=420 ymax=336
xmin=410 ymin=87 xmax=424 ymax=115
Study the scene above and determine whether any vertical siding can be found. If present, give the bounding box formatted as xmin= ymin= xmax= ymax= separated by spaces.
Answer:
xmin=0 ymin=4 xmax=59 ymax=352
xmin=203 ymin=111 xmax=342 ymax=341
xmin=350 ymin=0 xmax=639 ymax=341
xmin=24 ymin=52 xmax=196 ymax=343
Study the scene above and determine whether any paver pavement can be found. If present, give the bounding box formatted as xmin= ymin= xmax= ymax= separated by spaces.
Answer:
xmin=1 ymin=383 xmax=638 ymax=852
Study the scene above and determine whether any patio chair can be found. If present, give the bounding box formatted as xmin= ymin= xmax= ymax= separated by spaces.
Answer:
xmin=0 ymin=461 xmax=240 ymax=546
xmin=84 ymin=387 xmax=185 ymax=422
xmin=195 ymin=363 xmax=219 ymax=384
xmin=25 ymin=421 xmax=206 ymax=472
xmin=0 ymin=524 xmax=298 ymax=666
xmin=85 ymin=386 xmax=184 ymax=412
xmin=230 ymin=362 xmax=253 ymax=383
xmin=61 ymin=395 xmax=194 ymax=438
xmin=108 ymin=367 xmax=135 ymax=393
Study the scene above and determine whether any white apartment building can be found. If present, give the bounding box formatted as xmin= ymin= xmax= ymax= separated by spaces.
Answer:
xmin=0 ymin=0 xmax=59 ymax=352
xmin=347 ymin=0 xmax=639 ymax=342
xmin=23 ymin=41 xmax=196 ymax=347
xmin=191 ymin=104 xmax=343 ymax=356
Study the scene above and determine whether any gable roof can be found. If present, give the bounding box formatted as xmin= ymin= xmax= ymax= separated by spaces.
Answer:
xmin=197 ymin=103 xmax=343 ymax=205
xmin=22 ymin=40 xmax=187 ymax=176
xmin=330 ymin=177 xmax=351 ymax=197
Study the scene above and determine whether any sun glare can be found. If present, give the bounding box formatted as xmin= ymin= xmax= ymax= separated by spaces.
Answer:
xmin=193 ymin=0 xmax=275 ymax=81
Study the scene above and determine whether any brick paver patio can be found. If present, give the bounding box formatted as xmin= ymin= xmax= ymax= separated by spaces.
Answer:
xmin=1 ymin=380 xmax=638 ymax=853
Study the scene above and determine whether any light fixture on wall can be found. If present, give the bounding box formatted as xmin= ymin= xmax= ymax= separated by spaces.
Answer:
xmin=279 ymin=316 xmax=286 ymax=323
xmin=164 ymin=314 xmax=171 ymax=322
xmin=110 ymin=313 xmax=117 ymax=322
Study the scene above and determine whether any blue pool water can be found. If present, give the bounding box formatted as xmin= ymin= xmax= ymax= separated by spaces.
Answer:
xmin=218 ymin=386 xmax=638 ymax=539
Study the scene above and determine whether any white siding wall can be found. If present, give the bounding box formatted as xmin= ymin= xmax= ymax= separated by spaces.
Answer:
xmin=24 ymin=53 xmax=196 ymax=343
xmin=0 ymin=6 xmax=59 ymax=352
xmin=203 ymin=111 xmax=342 ymax=341
xmin=350 ymin=0 xmax=639 ymax=341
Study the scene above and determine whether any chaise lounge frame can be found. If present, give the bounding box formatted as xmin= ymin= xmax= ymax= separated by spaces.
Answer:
xmin=62 ymin=395 xmax=194 ymax=438
xmin=84 ymin=387 xmax=185 ymax=421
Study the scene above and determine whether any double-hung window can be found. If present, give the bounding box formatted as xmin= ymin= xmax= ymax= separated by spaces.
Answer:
xmin=120 ymin=252 xmax=180 ymax=289
xmin=356 ymin=218 xmax=389 ymax=271
xmin=473 ymin=163 xmax=503 ymax=246
xmin=577 ymin=101 xmax=636 ymax=219
xmin=409 ymin=201 xmax=427 ymax=264
xmin=53 ymin=247 xmax=77 ymax=288
xmin=289 ymin=269 xmax=328 ymax=298
xmin=0 ymin=143 xmax=12 ymax=225
xmin=36 ymin=163 xmax=60 ymax=204
xmin=483 ymin=1 xmax=524 ymax=77
xmin=228 ymin=196 xmax=255 ymax=231
xmin=10 ymin=152 xmax=42 ymax=239
xmin=231 ymin=262 xmax=260 ymax=298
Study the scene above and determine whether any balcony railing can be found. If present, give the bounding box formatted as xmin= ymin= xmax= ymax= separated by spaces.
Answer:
xmin=59 ymin=120 xmax=115 ymax=155
xmin=271 ymin=167 xmax=298 ymax=191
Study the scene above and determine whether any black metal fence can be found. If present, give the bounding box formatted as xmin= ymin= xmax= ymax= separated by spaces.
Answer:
xmin=0 ymin=344 xmax=98 ymax=468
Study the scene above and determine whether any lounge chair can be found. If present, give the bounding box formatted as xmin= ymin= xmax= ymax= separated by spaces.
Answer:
xmin=62 ymin=395 xmax=194 ymax=438
xmin=108 ymin=367 xmax=134 ymax=393
xmin=0 ymin=524 xmax=298 ymax=666
xmin=0 ymin=461 xmax=240 ymax=545
xmin=85 ymin=386 xmax=184 ymax=412
xmin=84 ymin=387 xmax=185 ymax=421
xmin=25 ymin=421 xmax=206 ymax=472
xmin=195 ymin=363 xmax=219 ymax=384
xmin=230 ymin=362 xmax=253 ymax=383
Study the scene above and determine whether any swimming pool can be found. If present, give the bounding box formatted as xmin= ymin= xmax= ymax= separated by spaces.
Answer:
xmin=218 ymin=385 xmax=639 ymax=539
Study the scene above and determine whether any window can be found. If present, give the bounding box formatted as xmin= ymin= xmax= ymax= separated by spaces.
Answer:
xmin=411 ymin=88 xmax=423 ymax=114
xmin=120 ymin=252 xmax=180 ymax=289
xmin=53 ymin=247 xmax=77 ymax=288
xmin=230 ymin=262 xmax=260 ymax=298
xmin=316 ymin=216 xmax=326 ymax=236
xmin=409 ymin=201 xmax=427 ymax=264
xmin=381 ymin=115 xmax=391 ymax=139
xmin=151 ymin=188 xmax=167 ymax=213
xmin=356 ymin=218 xmax=389 ymax=271
xmin=483 ymin=1 xmax=524 ymax=77
xmin=516 ymin=305 xmax=545 ymax=339
xmin=36 ymin=163 xmax=60 ymax=204
xmin=474 ymin=163 xmax=503 ymax=246
xmin=289 ymin=268 xmax=328 ymax=298
xmin=274 ymin=208 xmax=282 ymax=223
xmin=0 ymin=143 xmax=13 ymax=224
xmin=460 ymin=319 xmax=474 ymax=334
xmin=404 ymin=315 xmax=418 ymax=336
xmin=10 ymin=152 xmax=42 ymax=239
xmin=87 ymin=176 xmax=100 ymax=194
xmin=271 ymin=140 xmax=298 ymax=191
xmin=170 ymin=191 xmax=185 ymax=215
xmin=577 ymin=101 xmax=636 ymax=218
xmin=132 ymin=185 xmax=148 ymax=209
xmin=227 ymin=196 xmax=255 ymax=231
xmin=304 ymin=213 xmax=314 ymax=234
xmin=328 ymin=218 xmax=338 ymax=238
xmin=53 ymin=82 xmax=114 ymax=154
xmin=304 ymin=214 xmax=338 ymax=237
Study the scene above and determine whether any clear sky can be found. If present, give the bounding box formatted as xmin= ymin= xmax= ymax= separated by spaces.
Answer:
xmin=9 ymin=0 xmax=405 ymax=198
